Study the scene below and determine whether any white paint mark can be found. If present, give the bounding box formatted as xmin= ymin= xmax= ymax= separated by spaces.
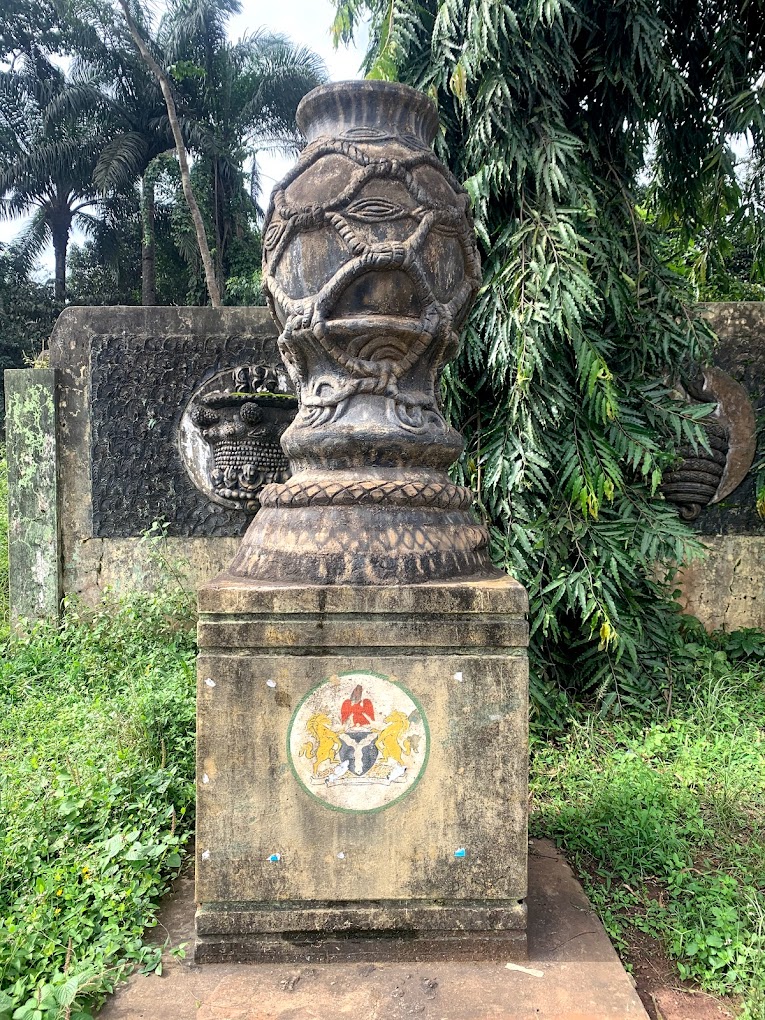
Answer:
xmin=453 ymin=671 xmax=463 ymax=683
xmin=505 ymin=962 xmax=544 ymax=978
xmin=387 ymin=764 xmax=407 ymax=784
xmin=266 ymin=679 xmax=277 ymax=688
xmin=489 ymin=714 xmax=503 ymax=721
xmin=204 ymin=677 xmax=216 ymax=688
xmin=201 ymin=850 xmax=210 ymax=861
xmin=325 ymin=760 xmax=350 ymax=785
xmin=337 ymin=852 xmax=346 ymax=860
xmin=202 ymin=774 xmax=210 ymax=784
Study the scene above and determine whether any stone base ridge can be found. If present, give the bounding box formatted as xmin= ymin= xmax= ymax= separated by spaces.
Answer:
xmin=197 ymin=575 xmax=529 ymax=651
xmin=193 ymin=928 xmax=527 ymax=965
xmin=198 ymin=572 xmax=529 ymax=618
xmin=225 ymin=505 xmax=498 ymax=584
xmin=196 ymin=899 xmax=527 ymax=935
xmin=259 ymin=475 xmax=474 ymax=510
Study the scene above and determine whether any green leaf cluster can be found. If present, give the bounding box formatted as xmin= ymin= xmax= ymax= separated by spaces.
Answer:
xmin=332 ymin=0 xmax=765 ymax=717
xmin=0 ymin=590 xmax=196 ymax=1018
xmin=531 ymin=631 xmax=765 ymax=1008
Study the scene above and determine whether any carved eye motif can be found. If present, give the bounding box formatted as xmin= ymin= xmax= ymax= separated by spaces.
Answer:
xmin=345 ymin=197 xmax=410 ymax=222
xmin=263 ymin=220 xmax=285 ymax=250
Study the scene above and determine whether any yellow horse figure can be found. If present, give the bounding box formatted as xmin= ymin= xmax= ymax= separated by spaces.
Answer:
xmin=375 ymin=710 xmax=411 ymax=767
xmin=300 ymin=713 xmax=341 ymax=776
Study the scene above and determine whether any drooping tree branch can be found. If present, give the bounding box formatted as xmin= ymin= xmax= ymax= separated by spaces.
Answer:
xmin=117 ymin=0 xmax=221 ymax=307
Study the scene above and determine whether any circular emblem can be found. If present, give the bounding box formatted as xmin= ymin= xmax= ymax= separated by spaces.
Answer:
xmin=287 ymin=670 xmax=429 ymax=813
xmin=178 ymin=364 xmax=297 ymax=511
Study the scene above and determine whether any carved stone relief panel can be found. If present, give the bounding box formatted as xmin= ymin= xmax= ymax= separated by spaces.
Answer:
xmin=86 ymin=321 xmax=292 ymax=538
xmin=661 ymin=366 xmax=757 ymax=521
xmin=179 ymin=364 xmax=296 ymax=511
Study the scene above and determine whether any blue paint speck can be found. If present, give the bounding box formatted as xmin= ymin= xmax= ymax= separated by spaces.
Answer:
xmin=454 ymin=848 xmax=466 ymax=858
xmin=267 ymin=853 xmax=281 ymax=863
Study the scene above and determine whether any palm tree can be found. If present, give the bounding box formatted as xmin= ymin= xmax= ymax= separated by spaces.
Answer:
xmin=55 ymin=17 xmax=176 ymax=304
xmin=158 ymin=0 xmax=327 ymax=294
xmin=0 ymin=52 xmax=103 ymax=302
xmin=62 ymin=0 xmax=326 ymax=303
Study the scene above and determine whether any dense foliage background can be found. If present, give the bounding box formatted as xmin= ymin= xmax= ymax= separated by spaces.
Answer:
xmin=0 ymin=0 xmax=326 ymax=347
xmin=331 ymin=0 xmax=765 ymax=718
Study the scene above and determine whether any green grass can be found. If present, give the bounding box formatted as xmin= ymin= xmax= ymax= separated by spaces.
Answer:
xmin=1 ymin=453 xmax=764 ymax=1017
xmin=0 ymin=456 xmax=9 ymax=641
xmin=531 ymin=631 xmax=765 ymax=1017
xmin=0 ymin=590 xmax=196 ymax=1020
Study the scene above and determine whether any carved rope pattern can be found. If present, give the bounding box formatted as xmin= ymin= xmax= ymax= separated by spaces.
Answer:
xmin=258 ymin=478 xmax=474 ymax=510
xmin=261 ymin=135 xmax=482 ymax=391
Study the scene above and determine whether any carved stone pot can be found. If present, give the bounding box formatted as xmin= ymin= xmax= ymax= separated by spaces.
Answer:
xmin=227 ymin=80 xmax=496 ymax=584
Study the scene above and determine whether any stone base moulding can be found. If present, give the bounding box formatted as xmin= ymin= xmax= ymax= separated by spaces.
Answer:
xmin=195 ymin=575 xmax=529 ymax=963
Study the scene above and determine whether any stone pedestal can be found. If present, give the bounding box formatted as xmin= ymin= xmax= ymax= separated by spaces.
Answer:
xmin=195 ymin=575 xmax=528 ymax=962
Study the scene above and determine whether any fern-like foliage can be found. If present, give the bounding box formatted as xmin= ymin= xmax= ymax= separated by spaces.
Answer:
xmin=332 ymin=0 xmax=765 ymax=721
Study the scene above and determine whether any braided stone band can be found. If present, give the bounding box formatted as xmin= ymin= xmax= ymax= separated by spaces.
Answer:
xmin=259 ymin=478 xmax=474 ymax=511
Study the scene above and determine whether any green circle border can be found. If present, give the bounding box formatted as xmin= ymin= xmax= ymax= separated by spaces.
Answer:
xmin=286 ymin=669 xmax=431 ymax=814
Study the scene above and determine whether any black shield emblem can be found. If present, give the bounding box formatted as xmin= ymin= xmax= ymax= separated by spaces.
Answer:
xmin=338 ymin=731 xmax=379 ymax=776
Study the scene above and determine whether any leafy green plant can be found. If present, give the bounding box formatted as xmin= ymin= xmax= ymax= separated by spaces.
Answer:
xmin=0 ymin=589 xmax=196 ymax=1019
xmin=531 ymin=634 xmax=765 ymax=1011
xmin=0 ymin=455 xmax=8 ymax=639
xmin=331 ymin=0 xmax=765 ymax=720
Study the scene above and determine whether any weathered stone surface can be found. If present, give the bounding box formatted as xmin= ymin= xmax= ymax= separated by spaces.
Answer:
xmin=96 ymin=839 xmax=650 ymax=1017
xmin=677 ymin=535 xmax=765 ymax=631
xmin=198 ymin=575 xmax=528 ymax=616
xmin=195 ymin=575 xmax=529 ymax=960
xmin=48 ymin=306 xmax=286 ymax=603
xmin=193 ymin=929 xmax=528 ymax=965
xmin=230 ymin=80 xmax=494 ymax=584
xmin=5 ymin=369 xmax=60 ymax=625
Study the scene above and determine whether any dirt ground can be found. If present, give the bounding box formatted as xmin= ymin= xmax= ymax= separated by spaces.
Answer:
xmin=625 ymin=925 xmax=738 ymax=1020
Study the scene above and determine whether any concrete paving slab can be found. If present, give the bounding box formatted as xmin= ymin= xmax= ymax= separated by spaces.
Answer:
xmin=97 ymin=839 xmax=649 ymax=1020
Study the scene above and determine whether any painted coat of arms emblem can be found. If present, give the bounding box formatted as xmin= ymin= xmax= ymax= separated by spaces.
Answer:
xmin=288 ymin=671 xmax=429 ymax=812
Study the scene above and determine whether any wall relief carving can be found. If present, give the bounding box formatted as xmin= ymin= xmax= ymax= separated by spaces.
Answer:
xmin=179 ymin=364 xmax=297 ymax=511
xmin=661 ymin=366 xmax=756 ymax=520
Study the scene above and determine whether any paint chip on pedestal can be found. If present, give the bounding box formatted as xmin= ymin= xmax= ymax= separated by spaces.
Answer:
xmin=201 ymin=850 xmax=210 ymax=861
xmin=267 ymin=853 xmax=281 ymax=863
xmin=453 ymin=671 xmax=463 ymax=682
xmin=337 ymin=852 xmax=346 ymax=860
xmin=505 ymin=962 xmax=544 ymax=978
xmin=202 ymin=773 xmax=210 ymax=784
xmin=454 ymin=847 xmax=466 ymax=858
xmin=204 ymin=677 xmax=216 ymax=688
xmin=266 ymin=679 xmax=277 ymax=688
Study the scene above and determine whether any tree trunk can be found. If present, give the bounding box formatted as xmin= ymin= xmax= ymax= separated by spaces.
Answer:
xmin=141 ymin=173 xmax=157 ymax=306
xmin=118 ymin=0 xmax=222 ymax=308
xmin=52 ymin=226 xmax=67 ymax=304
xmin=213 ymin=159 xmax=224 ymax=297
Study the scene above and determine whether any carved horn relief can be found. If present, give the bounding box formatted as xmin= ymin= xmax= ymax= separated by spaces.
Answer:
xmin=179 ymin=364 xmax=297 ymax=511
xmin=661 ymin=366 xmax=756 ymax=520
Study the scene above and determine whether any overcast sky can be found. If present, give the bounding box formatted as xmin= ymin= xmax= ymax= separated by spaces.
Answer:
xmin=1 ymin=0 xmax=366 ymax=275
xmin=228 ymin=0 xmax=366 ymax=196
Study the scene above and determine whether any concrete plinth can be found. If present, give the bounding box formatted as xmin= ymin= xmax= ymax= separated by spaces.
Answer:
xmin=195 ymin=575 xmax=529 ymax=962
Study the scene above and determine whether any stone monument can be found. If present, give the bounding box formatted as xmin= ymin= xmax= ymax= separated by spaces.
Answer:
xmin=195 ymin=81 xmax=529 ymax=962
